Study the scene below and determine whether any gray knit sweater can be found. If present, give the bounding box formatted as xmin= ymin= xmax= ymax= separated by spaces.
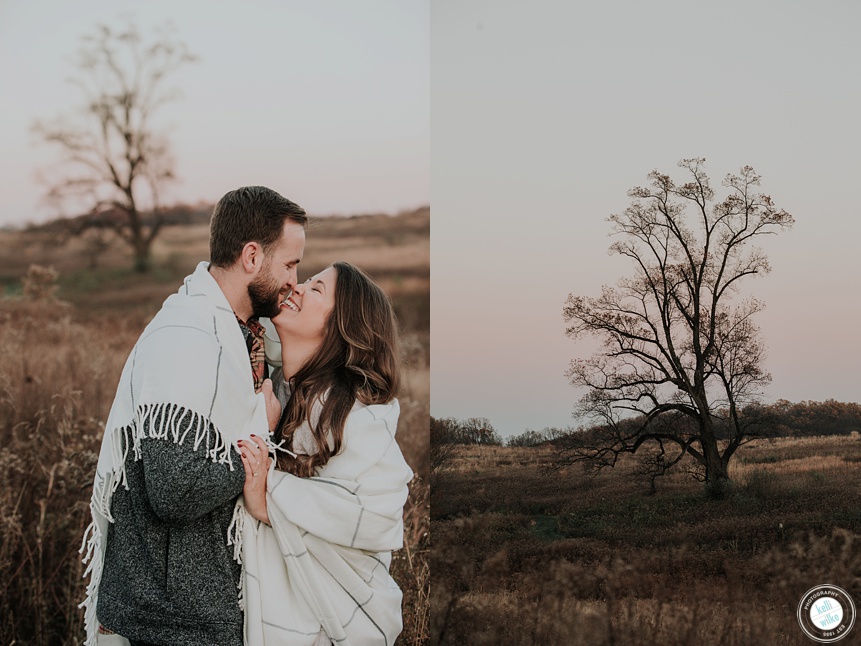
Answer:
xmin=96 ymin=407 xmax=246 ymax=645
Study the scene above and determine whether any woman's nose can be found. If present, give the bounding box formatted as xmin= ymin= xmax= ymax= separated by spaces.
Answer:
xmin=292 ymin=283 xmax=305 ymax=296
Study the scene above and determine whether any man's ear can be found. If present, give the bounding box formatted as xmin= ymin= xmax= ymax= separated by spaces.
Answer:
xmin=240 ymin=241 xmax=262 ymax=274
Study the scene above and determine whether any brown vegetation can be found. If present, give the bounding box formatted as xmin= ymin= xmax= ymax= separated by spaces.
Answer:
xmin=0 ymin=210 xmax=429 ymax=644
xmin=431 ymin=437 xmax=861 ymax=644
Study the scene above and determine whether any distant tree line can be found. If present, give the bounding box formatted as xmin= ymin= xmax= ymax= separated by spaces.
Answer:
xmin=506 ymin=427 xmax=572 ymax=447
xmin=552 ymin=399 xmax=861 ymax=450
xmin=27 ymin=202 xmax=215 ymax=235
xmin=430 ymin=416 xmax=503 ymax=447
xmin=434 ymin=400 xmax=861 ymax=457
xmin=20 ymin=202 xmax=216 ymax=271
xmin=759 ymin=399 xmax=861 ymax=437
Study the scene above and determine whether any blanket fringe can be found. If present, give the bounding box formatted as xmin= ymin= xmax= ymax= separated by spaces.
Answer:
xmin=266 ymin=435 xmax=298 ymax=459
xmin=228 ymin=501 xmax=248 ymax=610
xmin=227 ymin=501 xmax=247 ymax=565
xmin=78 ymin=511 xmax=103 ymax=646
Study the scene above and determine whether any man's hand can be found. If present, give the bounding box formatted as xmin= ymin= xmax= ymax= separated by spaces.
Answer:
xmin=261 ymin=378 xmax=281 ymax=431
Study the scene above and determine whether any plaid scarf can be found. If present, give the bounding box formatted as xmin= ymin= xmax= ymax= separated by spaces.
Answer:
xmin=236 ymin=315 xmax=268 ymax=392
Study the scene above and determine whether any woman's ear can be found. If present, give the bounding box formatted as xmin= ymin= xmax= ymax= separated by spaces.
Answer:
xmin=240 ymin=241 xmax=262 ymax=274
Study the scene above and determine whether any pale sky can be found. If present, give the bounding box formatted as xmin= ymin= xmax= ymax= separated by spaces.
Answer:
xmin=431 ymin=1 xmax=861 ymax=436
xmin=0 ymin=0 xmax=429 ymax=225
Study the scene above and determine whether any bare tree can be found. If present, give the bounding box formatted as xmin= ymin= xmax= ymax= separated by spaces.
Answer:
xmin=33 ymin=22 xmax=196 ymax=272
xmin=559 ymin=158 xmax=793 ymax=485
xmin=459 ymin=417 xmax=503 ymax=446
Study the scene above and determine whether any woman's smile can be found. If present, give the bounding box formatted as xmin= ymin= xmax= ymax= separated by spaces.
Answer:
xmin=281 ymin=293 xmax=300 ymax=312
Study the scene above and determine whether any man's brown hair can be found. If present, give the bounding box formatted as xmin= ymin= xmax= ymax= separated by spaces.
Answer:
xmin=209 ymin=186 xmax=307 ymax=267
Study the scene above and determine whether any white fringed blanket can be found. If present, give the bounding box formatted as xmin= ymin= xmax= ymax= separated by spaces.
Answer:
xmin=80 ymin=261 xmax=270 ymax=646
xmin=241 ymin=398 xmax=414 ymax=646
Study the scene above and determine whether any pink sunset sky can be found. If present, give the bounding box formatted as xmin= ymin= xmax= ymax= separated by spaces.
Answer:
xmin=432 ymin=1 xmax=861 ymax=437
xmin=0 ymin=1 xmax=429 ymax=226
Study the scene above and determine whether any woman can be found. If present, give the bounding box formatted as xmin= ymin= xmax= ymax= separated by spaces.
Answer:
xmin=235 ymin=262 xmax=413 ymax=646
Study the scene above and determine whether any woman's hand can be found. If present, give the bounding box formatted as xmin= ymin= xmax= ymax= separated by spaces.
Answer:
xmin=239 ymin=434 xmax=272 ymax=525
xmin=261 ymin=378 xmax=282 ymax=432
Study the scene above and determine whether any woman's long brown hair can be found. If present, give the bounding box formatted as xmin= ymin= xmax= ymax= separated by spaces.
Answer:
xmin=273 ymin=262 xmax=400 ymax=476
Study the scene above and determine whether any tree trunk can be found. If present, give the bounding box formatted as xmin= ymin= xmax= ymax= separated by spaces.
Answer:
xmin=125 ymin=205 xmax=151 ymax=273
xmin=133 ymin=238 xmax=151 ymax=272
xmin=700 ymin=416 xmax=729 ymax=482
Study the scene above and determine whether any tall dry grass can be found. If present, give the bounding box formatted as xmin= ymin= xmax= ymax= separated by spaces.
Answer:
xmin=0 ymin=300 xmax=133 ymax=642
xmin=432 ymin=440 xmax=861 ymax=644
xmin=390 ymin=347 xmax=430 ymax=645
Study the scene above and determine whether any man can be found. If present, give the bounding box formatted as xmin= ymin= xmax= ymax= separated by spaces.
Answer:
xmin=80 ymin=186 xmax=307 ymax=646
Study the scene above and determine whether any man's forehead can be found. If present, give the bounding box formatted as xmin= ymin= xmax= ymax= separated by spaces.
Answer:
xmin=280 ymin=219 xmax=306 ymax=237
xmin=278 ymin=222 xmax=306 ymax=252
xmin=284 ymin=219 xmax=306 ymax=233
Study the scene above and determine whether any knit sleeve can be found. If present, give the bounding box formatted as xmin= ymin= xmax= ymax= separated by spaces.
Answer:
xmin=139 ymin=406 xmax=245 ymax=524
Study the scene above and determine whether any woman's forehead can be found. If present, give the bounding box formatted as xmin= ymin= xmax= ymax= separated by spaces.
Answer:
xmin=309 ymin=266 xmax=337 ymax=284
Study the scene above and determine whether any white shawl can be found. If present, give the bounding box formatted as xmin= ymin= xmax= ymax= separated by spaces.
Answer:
xmin=241 ymin=398 xmax=414 ymax=646
xmin=80 ymin=261 xmax=270 ymax=646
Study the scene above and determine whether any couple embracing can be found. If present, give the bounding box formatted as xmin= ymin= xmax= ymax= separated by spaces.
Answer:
xmin=80 ymin=186 xmax=413 ymax=645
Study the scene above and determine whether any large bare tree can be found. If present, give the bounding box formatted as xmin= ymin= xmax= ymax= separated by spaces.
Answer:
xmin=559 ymin=159 xmax=793 ymax=485
xmin=33 ymin=22 xmax=195 ymax=271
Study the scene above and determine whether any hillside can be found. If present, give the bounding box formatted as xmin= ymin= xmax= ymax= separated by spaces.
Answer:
xmin=0 ymin=207 xmax=429 ymax=328
xmin=431 ymin=438 xmax=861 ymax=644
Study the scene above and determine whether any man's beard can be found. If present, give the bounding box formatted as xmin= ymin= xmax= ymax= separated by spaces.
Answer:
xmin=247 ymin=266 xmax=283 ymax=319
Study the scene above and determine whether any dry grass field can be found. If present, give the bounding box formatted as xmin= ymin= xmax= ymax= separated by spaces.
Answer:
xmin=431 ymin=436 xmax=861 ymax=645
xmin=0 ymin=208 xmax=429 ymax=645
